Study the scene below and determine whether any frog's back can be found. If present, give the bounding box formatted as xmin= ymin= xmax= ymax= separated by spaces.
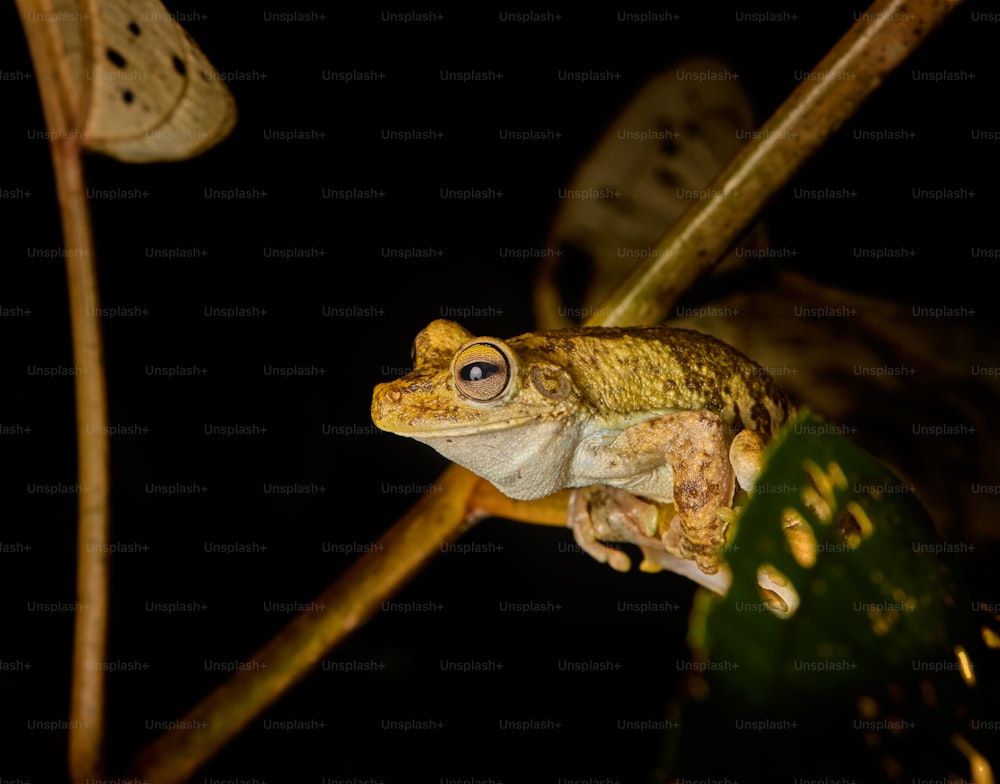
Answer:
xmin=509 ymin=326 xmax=794 ymax=438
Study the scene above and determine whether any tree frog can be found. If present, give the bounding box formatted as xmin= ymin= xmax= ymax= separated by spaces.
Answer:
xmin=371 ymin=319 xmax=796 ymax=600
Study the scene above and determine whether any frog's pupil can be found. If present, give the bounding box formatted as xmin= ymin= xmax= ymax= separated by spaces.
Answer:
xmin=464 ymin=362 xmax=497 ymax=382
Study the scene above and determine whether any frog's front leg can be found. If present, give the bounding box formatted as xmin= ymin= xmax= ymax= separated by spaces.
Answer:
xmin=574 ymin=409 xmax=736 ymax=575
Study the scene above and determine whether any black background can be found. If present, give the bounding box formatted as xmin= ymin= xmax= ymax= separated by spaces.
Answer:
xmin=1 ymin=2 xmax=997 ymax=782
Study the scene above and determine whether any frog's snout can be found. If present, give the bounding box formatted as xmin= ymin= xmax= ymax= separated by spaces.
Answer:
xmin=370 ymin=382 xmax=397 ymax=430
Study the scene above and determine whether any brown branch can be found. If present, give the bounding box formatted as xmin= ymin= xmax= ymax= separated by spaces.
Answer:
xmin=589 ymin=0 xmax=965 ymax=328
xmin=16 ymin=2 xmax=111 ymax=781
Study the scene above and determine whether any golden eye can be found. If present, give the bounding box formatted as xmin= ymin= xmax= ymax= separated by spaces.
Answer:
xmin=453 ymin=342 xmax=511 ymax=401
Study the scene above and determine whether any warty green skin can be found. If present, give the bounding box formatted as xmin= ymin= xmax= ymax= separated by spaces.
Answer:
xmin=371 ymin=320 xmax=795 ymax=502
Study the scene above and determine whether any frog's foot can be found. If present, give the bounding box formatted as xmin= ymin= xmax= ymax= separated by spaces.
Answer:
xmin=661 ymin=509 xmax=733 ymax=577
xmin=567 ymin=485 xmax=666 ymax=573
xmin=568 ymin=485 xmax=802 ymax=608
xmin=567 ymin=487 xmax=734 ymax=594
xmin=674 ymin=505 xmax=733 ymax=576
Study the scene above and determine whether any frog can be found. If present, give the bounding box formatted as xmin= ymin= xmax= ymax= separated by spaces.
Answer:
xmin=371 ymin=318 xmax=796 ymax=599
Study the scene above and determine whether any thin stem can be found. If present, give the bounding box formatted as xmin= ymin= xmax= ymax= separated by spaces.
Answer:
xmin=62 ymin=156 xmax=110 ymax=784
xmin=16 ymin=3 xmax=111 ymax=780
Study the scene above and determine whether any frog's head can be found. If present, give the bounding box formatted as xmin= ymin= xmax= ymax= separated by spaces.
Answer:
xmin=371 ymin=319 xmax=585 ymax=499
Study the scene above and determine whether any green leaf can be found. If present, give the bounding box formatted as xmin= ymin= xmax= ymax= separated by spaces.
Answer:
xmin=657 ymin=411 xmax=999 ymax=781
xmin=698 ymin=411 xmax=969 ymax=699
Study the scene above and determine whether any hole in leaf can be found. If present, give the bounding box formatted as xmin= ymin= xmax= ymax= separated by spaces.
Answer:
xmin=782 ymin=508 xmax=816 ymax=568
xmin=127 ymin=21 xmax=140 ymax=36
xmin=757 ymin=562 xmax=799 ymax=618
xmin=122 ymin=89 xmax=134 ymax=104
xmin=844 ymin=501 xmax=873 ymax=543
xmin=106 ymin=48 xmax=127 ymax=68
xmin=172 ymin=55 xmax=186 ymax=76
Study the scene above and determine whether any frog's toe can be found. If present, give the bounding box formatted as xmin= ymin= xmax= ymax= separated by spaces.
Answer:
xmin=571 ymin=525 xmax=632 ymax=572
xmin=567 ymin=488 xmax=633 ymax=572
xmin=729 ymin=429 xmax=768 ymax=492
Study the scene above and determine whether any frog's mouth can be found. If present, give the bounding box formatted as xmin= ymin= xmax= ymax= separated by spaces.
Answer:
xmin=371 ymin=378 xmax=570 ymax=438
xmin=393 ymin=416 xmax=542 ymax=439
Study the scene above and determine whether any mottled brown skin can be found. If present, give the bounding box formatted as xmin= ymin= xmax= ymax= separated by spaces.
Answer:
xmin=511 ymin=325 xmax=791 ymax=438
xmin=372 ymin=319 xmax=795 ymax=583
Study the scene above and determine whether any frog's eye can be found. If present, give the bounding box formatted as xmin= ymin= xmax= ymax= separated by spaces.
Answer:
xmin=453 ymin=342 xmax=512 ymax=401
